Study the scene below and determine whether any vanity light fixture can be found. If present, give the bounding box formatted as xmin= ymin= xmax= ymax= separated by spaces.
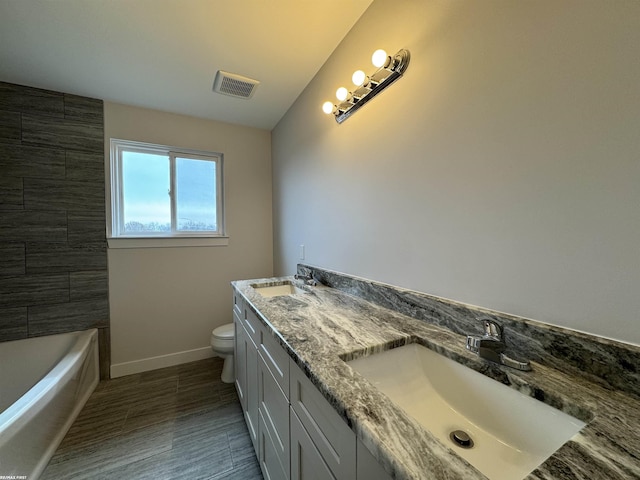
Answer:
xmin=322 ymin=48 xmax=410 ymax=124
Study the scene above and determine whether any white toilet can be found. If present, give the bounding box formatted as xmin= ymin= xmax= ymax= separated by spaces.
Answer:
xmin=210 ymin=323 xmax=235 ymax=383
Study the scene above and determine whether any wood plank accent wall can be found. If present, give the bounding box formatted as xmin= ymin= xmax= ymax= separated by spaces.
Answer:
xmin=0 ymin=82 xmax=110 ymax=378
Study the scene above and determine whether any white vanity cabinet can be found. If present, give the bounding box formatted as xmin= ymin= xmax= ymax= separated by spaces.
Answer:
xmin=233 ymin=292 xmax=259 ymax=453
xmin=233 ymin=309 xmax=247 ymax=410
xmin=257 ymin=322 xmax=291 ymax=479
xmin=233 ymin=287 xmax=392 ymax=480
xmin=290 ymin=408 xmax=339 ymax=480
xmin=357 ymin=439 xmax=393 ymax=480
xmin=233 ymin=289 xmax=291 ymax=478
xmin=290 ymin=360 xmax=356 ymax=480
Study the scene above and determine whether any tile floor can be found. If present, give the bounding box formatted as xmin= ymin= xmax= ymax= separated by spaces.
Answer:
xmin=41 ymin=357 xmax=263 ymax=480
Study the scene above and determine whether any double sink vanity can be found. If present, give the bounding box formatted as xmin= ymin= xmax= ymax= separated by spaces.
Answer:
xmin=232 ymin=265 xmax=640 ymax=480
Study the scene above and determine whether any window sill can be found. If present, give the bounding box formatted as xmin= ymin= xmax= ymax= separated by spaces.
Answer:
xmin=107 ymin=236 xmax=229 ymax=249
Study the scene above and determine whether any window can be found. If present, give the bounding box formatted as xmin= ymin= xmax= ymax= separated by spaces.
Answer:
xmin=109 ymin=139 xmax=225 ymax=247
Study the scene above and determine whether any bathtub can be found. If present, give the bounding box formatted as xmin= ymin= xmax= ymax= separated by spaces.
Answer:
xmin=0 ymin=329 xmax=99 ymax=479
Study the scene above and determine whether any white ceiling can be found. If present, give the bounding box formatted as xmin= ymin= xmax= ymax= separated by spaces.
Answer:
xmin=0 ymin=0 xmax=373 ymax=130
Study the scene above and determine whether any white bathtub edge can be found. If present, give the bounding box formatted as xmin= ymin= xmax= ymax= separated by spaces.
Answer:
xmin=0 ymin=329 xmax=100 ymax=480
xmin=32 ymin=342 xmax=99 ymax=480
xmin=110 ymin=346 xmax=214 ymax=378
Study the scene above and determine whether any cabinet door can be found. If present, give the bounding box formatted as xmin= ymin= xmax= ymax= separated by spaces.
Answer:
xmin=246 ymin=329 xmax=259 ymax=455
xmin=291 ymin=408 xmax=337 ymax=480
xmin=259 ymin=353 xmax=290 ymax=479
xmin=290 ymin=360 xmax=355 ymax=480
xmin=259 ymin=409 xmax=289 ymax=480
xmin=234 ymin=311 xmax=247 ymax=411
xmin=235 ymin=312 xmax=259 ymax=453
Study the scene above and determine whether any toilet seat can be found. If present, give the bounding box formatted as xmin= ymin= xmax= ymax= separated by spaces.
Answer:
xmin=212 ymin=323 xmax=234 ymax=340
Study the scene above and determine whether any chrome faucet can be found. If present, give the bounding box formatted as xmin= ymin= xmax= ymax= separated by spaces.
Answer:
xmin=294 ymin=272 xmax=317 ymax=286
xmin=466 ymin=318 xmax=531 ymax=371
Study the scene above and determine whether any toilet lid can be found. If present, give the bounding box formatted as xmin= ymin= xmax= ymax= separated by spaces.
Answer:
xmin=212 ymin=323 xmax=234 ymax=340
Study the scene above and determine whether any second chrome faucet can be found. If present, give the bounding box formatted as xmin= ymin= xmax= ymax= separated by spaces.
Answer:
xmin=466 ymin=318 xmax=532 ymax=371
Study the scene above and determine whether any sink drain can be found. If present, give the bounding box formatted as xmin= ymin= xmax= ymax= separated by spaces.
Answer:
xmin=449 ymin=430 xmax=474 ymax=449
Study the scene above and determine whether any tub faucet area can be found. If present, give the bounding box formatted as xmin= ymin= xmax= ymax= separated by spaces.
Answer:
xmin=466 ymin=318 xmax=532 ymax=371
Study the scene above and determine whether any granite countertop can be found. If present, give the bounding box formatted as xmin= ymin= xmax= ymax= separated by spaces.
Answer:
xmin=232 ymin=276 xmax=640 ymax=480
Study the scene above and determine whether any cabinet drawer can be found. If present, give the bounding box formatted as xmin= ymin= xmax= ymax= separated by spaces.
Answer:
xmin=243 ymin=304 xmax=262 ymax=345
xmin=259 ymin=328 xmax=290 ymax=399
xmin=258 ymin=354 xmax=290 ymax=478
xmin=290 ymin=360 xmax=356 ymax=480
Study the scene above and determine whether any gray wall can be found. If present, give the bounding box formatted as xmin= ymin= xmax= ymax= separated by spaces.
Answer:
xmin=0 ymin=82 xmax=109 ymax=377
xmin=272 ymin=0 xmax=640 ymax=346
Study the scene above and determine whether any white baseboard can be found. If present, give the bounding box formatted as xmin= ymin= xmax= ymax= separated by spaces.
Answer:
xmin=110 ymin=346 xmax=215 ymax=378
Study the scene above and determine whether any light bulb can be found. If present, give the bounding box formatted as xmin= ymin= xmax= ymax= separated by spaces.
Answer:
xmin=371 ymin=49 xmax=388 ymax=68
xmin=352 ymin=70 xmax=366 ymax=86
xmin=322 ymin=101 xmax=334 ymax=114
xmin=336 ymin=87 xmax=349 ymax=102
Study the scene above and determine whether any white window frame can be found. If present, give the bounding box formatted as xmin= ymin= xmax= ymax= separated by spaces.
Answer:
xmin=107 ymin=139 xmax=228 ymax=249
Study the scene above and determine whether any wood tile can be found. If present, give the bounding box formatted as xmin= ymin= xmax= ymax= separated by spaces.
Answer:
xmin=0 ymin=210 xmax=67 ymax=242
xmin=177 ymin=357 xmax=221 ymax=376
xmin=28 ymin=299 xmax=109 ymax=335
xmin=122 ymin=384 xmax=213 ymax=434
xmin=64 ymin=94 xmax=103 ymax=125
xmin=23 ymin=177 xmax=104 ymax=211
xmin=67 ymin=210 xmax=106 ymax=245
xmin=138 ymin=365 xmax=181 ymax=384
xmin=0 ymin=306 xmax=28 ymax=341
xmin=0 ymin=175 xmax=23 ymax=210
xmin=0 ymin=111 xmax=21 ymax=144
xmin=0 ymin=243 xmax=25 ymax=276
xmin=65 ymin=150 xmax=105 ymax=182
xmin=125 ymin=373 xmax=178 ymax=398
xmin=22 ymin=114 xmax=103 ymax=153
xmin=85 ymin=451 xmax=178 ymax=480
xmin=228 ymin=426 xmax=257 ymax=465
xmin=42 ymin=421 xmax=173 ymax=480
xmin=173 ymin=400 xmax=246 ymax=438
xmin=54 ymin=399 xmax=129 ymax=455
xmin=0 ymin=273 xmax=69 ymax=308
xmin=42 ymin=357 xmax=263 ymax=480
xmin=0 ymin=82 xmax=64 ymax=117
xmin=0 ymin=143 xmax=66 ymax=178
xmin=69 ymin=271 xmax=108 ymax=301
xmin=178 ymin=365 xmax=221 ymax=391
xmin=210 ymin=460 xmax=263 ymax=480
xmin=98 ymin=327 xmax=110 ymax=381
xmin=96 ymin=430 xmax=232 ymax=480
xmin=175 ymin=383 xmax=225 ymax=415
xmin=167 ymin=418 xmax=236 ymax=480
xmin=168 ymin=434 xmax=234 ymax=480
xmin=93 ymin=372 xmax=142 ymax=396
xmin=0 ymin=82 xmax=110 ymax=369
xmin=26 ymin=242 xmax=107 ymax=274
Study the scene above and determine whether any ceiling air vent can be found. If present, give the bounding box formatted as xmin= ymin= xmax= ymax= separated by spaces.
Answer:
xmin=213 ymin=70 xmax=260 ymax=99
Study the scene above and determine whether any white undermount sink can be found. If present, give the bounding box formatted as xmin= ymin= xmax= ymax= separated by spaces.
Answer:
xmin=252 ymin=282 xmax=306 ymax=298
xmin=347 ymin=343 xmax=587 ymax=480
